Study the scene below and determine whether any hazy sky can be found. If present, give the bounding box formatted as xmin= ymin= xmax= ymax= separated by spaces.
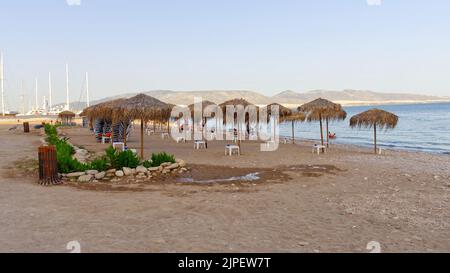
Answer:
xmin=1 ymin=0 xmax=450 ymax=109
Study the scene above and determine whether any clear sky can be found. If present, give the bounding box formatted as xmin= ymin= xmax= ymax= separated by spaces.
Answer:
xmin=1 ymin=0 xmax=450 ymax=109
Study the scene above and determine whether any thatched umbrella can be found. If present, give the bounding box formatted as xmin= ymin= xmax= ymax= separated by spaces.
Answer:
xmin=219 ymin=98 xmax=257 ymax=150
xmin=188 ymin=100 xmax=217 ymax=147
xmin=299 ymin=98 xmax=346 ymax=149
xmin=83 ymin=98 xmax=127 ymax=141
xmin=114 ymin=94 xmax=171 ymax=159
xmin=350 ymin=109 xmax=399 ymax=154
xmin=282 ymin=111 xmax=306 ymax=144
xmin=58 ymin=111 xmax=76 ymax=126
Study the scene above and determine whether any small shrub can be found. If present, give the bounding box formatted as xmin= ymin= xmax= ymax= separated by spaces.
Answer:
xmin=142 ymin=160 xmax=152 ymax=168
xmin=105 ymin=146 xmax=118 ymax=168
xmin=89 ymin=157 xmax=109 ymax=172
xmin=116 ymin=150 xmax=140 ymax=169
xmin=150 ymin=152 xmax=175 ymax=167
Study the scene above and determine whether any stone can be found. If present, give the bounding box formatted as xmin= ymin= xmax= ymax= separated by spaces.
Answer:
xmin=167 ymin=163 xmax=179 ymax=170
xmin=136 ymin=166 xmax=148 ymax=174
xmin=148 ymin=167 xmax=159 ymax=172
xmin=67 ymin=172 xmax=86 ymax=178
xmin=181 ymin=168 xmax=188 ymax=172
xmin=131 ymin=168 xmax=137 ymax=175
xmin=123 ymin=167 xmax=132 ymax=176
xmin=106 ymin=169 xmax=117 ymax=174
xmin=95 ymin=171 xmax=106 ymax=180
xmin=176 ymin=159 xmax=186 ymax=167
xmin=106 ymin=173 xmax=116 ymax=178
xmin=162 ymin=169 xmax=170 ymax=174
xmin=86 ymin=170 xmax=99 ymax=176
xmin=78 ymin=175 xmax=93 ymax=183
xmin=115 ymin=171 xmax=124 ymax=177
xmin=161 ymin=162 xmax=171 ymax=167
xmin=158 ymin=166 xmax=163 ymax=172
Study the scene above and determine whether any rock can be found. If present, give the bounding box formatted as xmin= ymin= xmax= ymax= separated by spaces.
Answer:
xmin=161 ymin=162 xmax=172 ymax=167
xmin=131 ymin=168 xmax=137 ymax=175
xmin=67 ymin=172 xmax=86 ymax=178
xmin=78 ymin=175 xmax=93 ymax=183
xmin=167 ymin=163 xmax=179 ymax=170
xmin=136 ymin=166 xmax=148 ymax=174
xmin=106 ymin=169 xmax=117 ymax=174
xmin=106 ymin=173 xmax=115 ymax=178
xmin=434 ymin=175 xmax=441 ymax=180
xmin=162 ymin=169 xmax=170 ymax=174
xmin=86 ymin=170 xmax=99 ymax=176
xmin=177 ymin=159 xmax=187 ymax=167
xmin=92 ymin=180 xmax=99 ymax=183
xmin=148 ymin=167 xmax=159 ymax=172
xmin=181 ymin=168 xmax=188 ymax=172
xmin=115 ymin=170 xmax=124 ymax=177
xmin=158 ymin=166 xmax=164 ymax=172
xmin=123 ymin=167 xmax=132 ymax=176
xmin=95 ymin=172 xmax=106 ymax=180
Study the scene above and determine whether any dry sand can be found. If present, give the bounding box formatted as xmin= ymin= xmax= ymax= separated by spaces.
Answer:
xmin=0 ymin=122 xmax=449 ymax=253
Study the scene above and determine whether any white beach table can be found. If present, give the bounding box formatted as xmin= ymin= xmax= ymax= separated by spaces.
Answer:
xmin=225 ymin=144 xmax=240 ymax=156
xmin=312 ymin=144 xmax=327 ymax=155
xmin=194 ymin=140 xmax=206 ymax=150
xmin=264 ymin=141 xmax=277 ymax=149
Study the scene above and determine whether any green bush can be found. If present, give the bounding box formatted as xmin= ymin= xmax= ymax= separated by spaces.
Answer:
xmin=116 ymin=150 xmax=140 ymax=169
xmin=44 ymin=124 xmax=87 ymax=173
xmin=150 ymin=152 xmax=175 ymax=167
xmin=104 ymin=146 xmax=141 ymax=169
xmin=89 ymin=157 xmax=109 ymax=172
xmin=142 ymin=160 xmax=152 ymax=168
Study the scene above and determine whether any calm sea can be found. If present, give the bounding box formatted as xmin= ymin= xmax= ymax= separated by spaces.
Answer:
xmin=279 ymin=102 xmax=450 ymax=155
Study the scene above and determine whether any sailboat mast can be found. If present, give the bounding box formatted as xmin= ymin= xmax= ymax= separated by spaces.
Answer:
xmin=1 ymin=51 xmax=5 ymax=116
xmin=65 ymin=63 xmax=70 ymax=110
xmin=48 ymin=72 xmax=52 ymax=110
xmin=86 ymin=72 xmax=90 ymax=107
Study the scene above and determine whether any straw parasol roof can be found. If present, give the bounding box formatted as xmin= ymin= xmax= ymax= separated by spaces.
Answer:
xmin=350 ymin=109 xmax=398 ymax=129
xmin=58 ymin=110 xmax=76 ymax=118
xmin=113 ymin=94 xmax=171 ymax=122
xmin=282 ymin=111 xmax=306 ymax=123
xmin=350 ymin=109 xmax=399 ymax=154
xmin=266 ymin=103 xmax=292 ymax=119
xmin=299 ymin=98 xmax=344 ymax=121
xmin=299 ymin=98 xmax=347 ymax=149
xmin=85 ymin=98 xmax=127 ymax=121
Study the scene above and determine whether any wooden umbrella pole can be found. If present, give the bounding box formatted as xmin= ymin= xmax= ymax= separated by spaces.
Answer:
xmin=374 ymin=125 xmax=377 ymax=154
xmin=326 ymin=117 xmax=329 ymax=148
xmin=292 ymin=121 xmax=295 ymax=144
xmin=319 ymin=114 xmax=324 ymax=152
xmin=140 ymin=118 xmax=144 ymax=159
xmin=111 ymin=118 xmax=115 ymax=144
xmin=123 ymin=121 xmax=127 ymax=148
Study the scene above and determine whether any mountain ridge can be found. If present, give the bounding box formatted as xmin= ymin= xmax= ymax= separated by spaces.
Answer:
xmin=57 ymin=89 xmax=450 ymax=110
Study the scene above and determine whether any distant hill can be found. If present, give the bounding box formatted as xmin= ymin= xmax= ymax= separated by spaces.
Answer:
xmin=64 ymin=89 xmax=450 ymax=111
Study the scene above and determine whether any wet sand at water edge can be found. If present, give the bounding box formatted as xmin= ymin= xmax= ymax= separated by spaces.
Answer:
xmin=0 ymin=123 xmax=449 ymax=253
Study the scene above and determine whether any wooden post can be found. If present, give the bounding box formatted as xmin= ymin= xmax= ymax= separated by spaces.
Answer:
xmin=140 ymin=119 xmax=144 ymax=159
xmin=374 ymin=125 xmax=377 ymax=154
xmin=38 ymin=146 xmax=61 ymax=186
xmin=23 ymin=122 xmax=30 ymax=133
xmin=319 ymin=114 xmax=324 ymax=152
xmin=326 ymin=117 xmax=329 ymax=148
xmin=123 ymin=121 xmax=128 ymax=148
xmin=292 ymin=121 xmax=295 ymax=144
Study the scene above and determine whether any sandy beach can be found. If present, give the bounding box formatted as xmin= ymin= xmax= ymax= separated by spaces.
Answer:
xmin=0 ymin=121 xmax=449 ymax=253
